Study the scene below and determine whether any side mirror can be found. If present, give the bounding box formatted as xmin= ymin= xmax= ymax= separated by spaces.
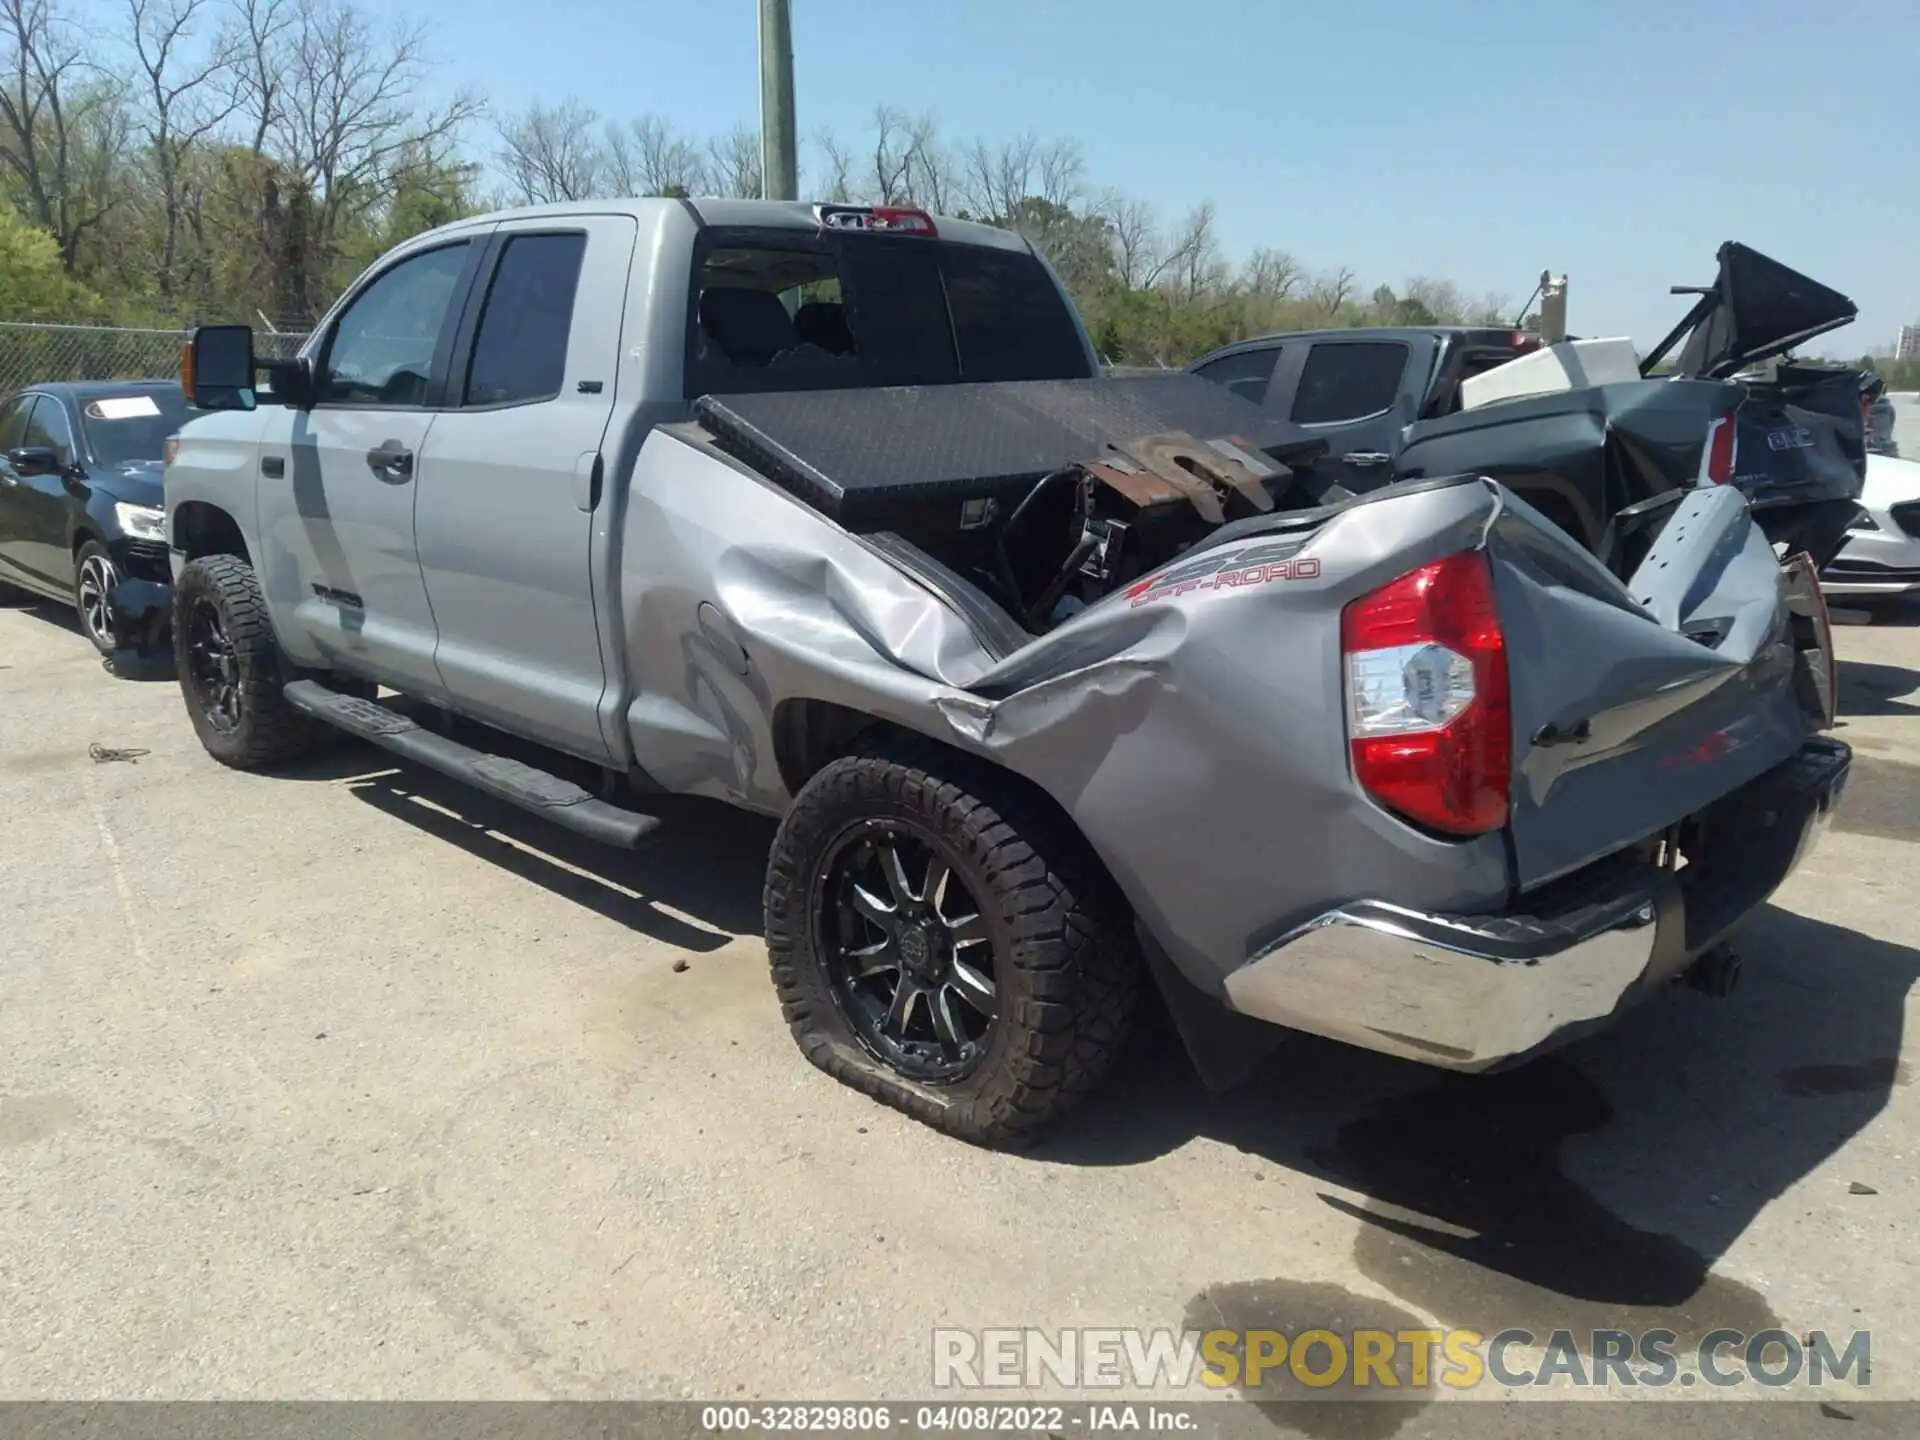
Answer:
xmin=181 ymin=324 xmax=259 ymax=411
xmin=7 ymin=444 xmax=63 ymax=476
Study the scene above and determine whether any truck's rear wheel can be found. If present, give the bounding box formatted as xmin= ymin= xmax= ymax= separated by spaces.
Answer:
xmin=174 ymin=554 xmax=320 ymax=769
xmin=765 ymin=740 xmax=1141 ymax=1145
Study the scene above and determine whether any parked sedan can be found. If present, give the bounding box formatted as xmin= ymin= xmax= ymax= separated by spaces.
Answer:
xmin=0 ymin=380 xmax=189 ymax=655
xmin=1822 ymin=450 xmax=1920 ymax=600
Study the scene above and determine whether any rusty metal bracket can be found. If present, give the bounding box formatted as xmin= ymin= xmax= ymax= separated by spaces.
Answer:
xmin=1118 ymin=430 xmax=1278 ymax=518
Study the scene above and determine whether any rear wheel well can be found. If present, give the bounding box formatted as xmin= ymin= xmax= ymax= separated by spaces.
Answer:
xmin=173 ymin=502 xmax=249 ymax=564
xmin=770 ymin=699 xmax=1092 ymax=852
xmin=773 ymin=699 xmax=897 ymax=797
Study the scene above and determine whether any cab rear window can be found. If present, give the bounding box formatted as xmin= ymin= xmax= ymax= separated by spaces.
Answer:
xmin=686 ymin=230 xmax=1090 ymax=398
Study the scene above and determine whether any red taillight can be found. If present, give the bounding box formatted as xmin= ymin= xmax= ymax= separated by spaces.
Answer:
xmin=871 ymin=206 xmax=937 ymax=235
xmin=1701 ymin=411 xmax=1738 ymax=485
xmin=1341 ymin=551 xmax=1511 ymax=836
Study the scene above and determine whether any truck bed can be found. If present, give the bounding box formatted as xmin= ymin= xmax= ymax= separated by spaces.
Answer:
xmin=694 ymin=375 xmax=1325 ymax=531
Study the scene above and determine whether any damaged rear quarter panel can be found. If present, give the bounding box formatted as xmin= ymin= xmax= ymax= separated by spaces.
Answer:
xmin=622 ymin=432 xmax=1513 ymax=994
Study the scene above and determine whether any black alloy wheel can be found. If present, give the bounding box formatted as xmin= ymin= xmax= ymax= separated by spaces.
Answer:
xmin=184 ymin=594 xmax=243 ymax=734
xmin=74 ymin=541 xmax=119 ymax=654
xmin=817 ymin=821 xmax=999 ymax=1083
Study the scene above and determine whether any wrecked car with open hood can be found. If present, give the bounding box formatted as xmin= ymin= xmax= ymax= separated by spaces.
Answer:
xmin=1189 ymin=242 xmax=1869 ymax=578
xmin=162 ymin=199 xmax=1851 ymax=1144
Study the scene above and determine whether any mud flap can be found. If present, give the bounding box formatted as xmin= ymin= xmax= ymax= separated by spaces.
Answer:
xmin=1136 ymin=921 xmax=1284 ymax=1091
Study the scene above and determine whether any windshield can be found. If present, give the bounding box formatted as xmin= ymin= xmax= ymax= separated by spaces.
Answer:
xmin=79 ymin=389 xmax=192 ymax=467
xmin=686 ymin=230 xmax=1092 ymax=397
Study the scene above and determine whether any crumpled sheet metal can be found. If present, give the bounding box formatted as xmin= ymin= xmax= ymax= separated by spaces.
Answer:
xmin=622 ymin=433 xmax=1812 ymax=991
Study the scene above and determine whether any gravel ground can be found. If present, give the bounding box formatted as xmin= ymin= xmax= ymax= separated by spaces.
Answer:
xmin=2 ymin=592 xmax=1918 ymax=1436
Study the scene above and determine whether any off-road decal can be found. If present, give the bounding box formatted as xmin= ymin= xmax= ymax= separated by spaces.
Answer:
xmin=1126 ymin=538 xmax=1321 ymax=608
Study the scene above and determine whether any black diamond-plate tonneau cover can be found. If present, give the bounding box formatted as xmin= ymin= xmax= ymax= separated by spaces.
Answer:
xmin=693 ymin=376 xmax=1324 ymax=530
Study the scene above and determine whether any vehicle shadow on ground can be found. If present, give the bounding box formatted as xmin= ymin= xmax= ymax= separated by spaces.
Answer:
xmin=1838 ymin=659 xmax=1920 ymax=716
xmin=276 ymin=738 xmax=773 ymax=952
xmin=3 ymin=595 xmax=175 ymax=681
xmin=1043 ymin=904 xmax=1917 ymax=1353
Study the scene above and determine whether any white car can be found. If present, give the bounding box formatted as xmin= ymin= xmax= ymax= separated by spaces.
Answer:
xmin=1821 ymin=451 xmax=1920 ymax=598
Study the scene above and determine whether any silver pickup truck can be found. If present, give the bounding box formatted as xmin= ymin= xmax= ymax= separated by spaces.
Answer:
xmin=166 ymin=198 xmax=1850 ymax=1144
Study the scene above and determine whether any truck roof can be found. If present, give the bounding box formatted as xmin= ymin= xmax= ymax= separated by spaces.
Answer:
xmin=415 ymin=197 xmax=1035 ymax=256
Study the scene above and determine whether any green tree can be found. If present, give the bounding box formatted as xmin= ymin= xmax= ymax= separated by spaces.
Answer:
xmin=0 ymin=205 xmax=100 ymax=315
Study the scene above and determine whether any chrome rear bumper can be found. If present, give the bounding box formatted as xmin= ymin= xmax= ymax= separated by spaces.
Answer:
xmin=1224 ymin=737 xmax=1851 ymax=1071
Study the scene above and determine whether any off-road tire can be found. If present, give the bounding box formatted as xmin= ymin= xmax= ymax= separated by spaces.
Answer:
xmin=765 ymin=739 xmax=1142 ymax=1146
xmin=174 ymin=553 xmax=320 ymax=769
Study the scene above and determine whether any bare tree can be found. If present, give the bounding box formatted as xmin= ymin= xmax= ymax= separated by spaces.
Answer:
xmin=899 ymin=110 xmax=951 ymax=211
xmin=865 ymin=105 xmax=913 ymax=204
xmin=1158 ymin=201 xmax=1222 ymax=300
xmin=263 ymin=0 xmax=479 ymax=313
xmin=1034 ymin=137 xmax=1083 ymax=208
xmin=128 ymin=0 xmax=239 ymax=297
xmin=222 ymin=0 xmax=290 ymax=154
xmin=958 ymin=132 xmax=1035 ymax=221
xmin=602 ymin=114 xmax=705 ymax=197
xmin=1466 ymin=288 xmax=1512 ymax=325
xmin=0 ymin=0 xmax=127 ymax=268
xmin=1097 ymin=190 xmax=1159 ymax=289
xmin=1240 ymin=247 xmax=1302 ymax=304
xmin=809 ymin=125 xmax=853 ymax=202
xmin=706 ymin=122 xmax=760 ymax=198
xmin=494 ymin=99 xmax=602 ymax=204
xmin=1309 ymin=265 xmax=1356 ymax=317
xmin=957 ymin=133 xmax=1079 ymax=220
xmin=1400 ymin=276 xmax=1468 ymax=324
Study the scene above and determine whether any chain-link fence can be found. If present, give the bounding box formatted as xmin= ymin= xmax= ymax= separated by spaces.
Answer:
xmin=0 ymin=322 xmax=310 ymax=395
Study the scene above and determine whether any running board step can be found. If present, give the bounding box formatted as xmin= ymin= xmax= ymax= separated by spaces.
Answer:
xmin=284 ymin=680 xmax=661 ymax=849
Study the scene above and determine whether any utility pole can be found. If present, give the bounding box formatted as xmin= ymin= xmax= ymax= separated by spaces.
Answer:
xmin=758 ymin=0 xmax=798 ymax=200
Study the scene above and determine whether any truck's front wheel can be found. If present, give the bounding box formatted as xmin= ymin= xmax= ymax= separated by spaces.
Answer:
xmin=174 ymin=554 xmax=320 ymax=769
xmin=764 ymin=741 xmax=1141 ymax=1145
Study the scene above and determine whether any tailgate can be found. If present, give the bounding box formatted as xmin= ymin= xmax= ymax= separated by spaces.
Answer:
xmin=1491 ymin=484 xmax=1832 ymax=890
xmin=1732 ymin=366 xmax=1868 ymax=509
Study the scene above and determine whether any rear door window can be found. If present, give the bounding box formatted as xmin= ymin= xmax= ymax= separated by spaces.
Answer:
xmin=463 ymin=232 xmax=587 ymax=407
xmin=686 ymin=231 xmax=1090 ymax=398
xmin=1192 ymin=347 xmax=1282 ymax=405
xmin=1290 ymin=342 xmax=1409 ymax=424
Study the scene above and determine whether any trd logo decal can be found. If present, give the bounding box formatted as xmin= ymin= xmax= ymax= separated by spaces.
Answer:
xmin=1126 ymin=539 xmax=1321 ymax=607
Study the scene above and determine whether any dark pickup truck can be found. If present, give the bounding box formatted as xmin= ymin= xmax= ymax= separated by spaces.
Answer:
xmin=1188 ymin=243 xmax=1868 ymax=573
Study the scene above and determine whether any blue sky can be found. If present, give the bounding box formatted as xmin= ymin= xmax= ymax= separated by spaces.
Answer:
xmin=427 ymin=0 xmax=1916 ymax=352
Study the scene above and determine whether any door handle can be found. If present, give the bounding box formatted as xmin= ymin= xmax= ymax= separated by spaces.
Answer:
xmin=1342 ymin=452 xmax=1393 ymax=467
xmin=366 ymin=441 xmax=414 ymax=479
xmin=571 ymin=451 xmax=602 ymax=512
